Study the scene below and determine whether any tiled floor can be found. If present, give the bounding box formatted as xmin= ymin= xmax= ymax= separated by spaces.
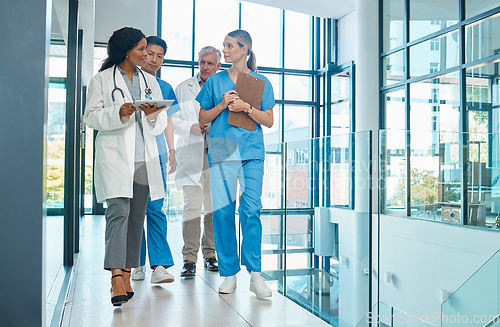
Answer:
xmin=61 ymin=215 xmax=330 ymax=327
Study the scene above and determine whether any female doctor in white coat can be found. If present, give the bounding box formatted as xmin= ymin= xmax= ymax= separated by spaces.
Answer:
xmin=83 ymin=27 xmax=168 ymax=306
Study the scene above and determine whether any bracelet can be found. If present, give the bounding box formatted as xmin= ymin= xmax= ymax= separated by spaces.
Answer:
xmin=169 ymin=149 xmax=175 ymax=153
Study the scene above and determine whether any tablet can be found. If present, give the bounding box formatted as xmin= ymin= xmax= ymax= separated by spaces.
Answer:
xmin=133 ymin=99 xmax=174 ymax=109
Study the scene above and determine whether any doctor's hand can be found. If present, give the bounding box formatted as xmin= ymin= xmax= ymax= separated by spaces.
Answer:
xmin=120 ymin=102 xmax=136 ymax=118
xmin=168 ymin=150 xmax=177 ymax=174
xmin=228 ymin=99 xmax=250 ymax=113
xmin=140 ymin=103 xmax=166 ymax=121
xmin=190 ymin=123 xmax=208 ymax=136
xmin=220 ymin=90 xmax=239 ymax=109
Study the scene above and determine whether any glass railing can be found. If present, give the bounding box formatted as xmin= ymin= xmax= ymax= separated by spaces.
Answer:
xmin=261 ymin=131 xmax=372 ymax=326
xmin=364 ymin=302 xmax=438 ymax=327
xmin=441 ymin=249 xmax=500 ymax=327
xmin=380 ymin=130 xmax=500 ymax=230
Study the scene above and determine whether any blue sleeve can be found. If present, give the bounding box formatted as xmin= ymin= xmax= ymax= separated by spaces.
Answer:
xmin=260 ymin=78 xmax=275 ymax=111
xmin=196 ymin=76 xmax=216 ymax=110
xmin=158 ymin=79 xmax=180 ymax=115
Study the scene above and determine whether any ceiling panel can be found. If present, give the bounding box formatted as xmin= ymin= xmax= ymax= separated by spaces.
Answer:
xmin=243 ymin=0 xmax=355 ymax=19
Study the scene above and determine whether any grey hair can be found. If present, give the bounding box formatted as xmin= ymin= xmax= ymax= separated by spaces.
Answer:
xmin=198 ymin=46 xmax=221 ymax=64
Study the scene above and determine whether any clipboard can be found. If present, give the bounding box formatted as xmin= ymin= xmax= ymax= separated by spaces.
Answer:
xmin=228 ymin=72 xmax=265 ymax=131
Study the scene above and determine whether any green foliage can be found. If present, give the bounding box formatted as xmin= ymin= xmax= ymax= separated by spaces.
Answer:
xmin=47 ymin=165 xmax=64 ymax=203
xmin=388 ymin=167 xmax=438 ymax=207
xmin=409 ymin=168 xmax=438 ymax=205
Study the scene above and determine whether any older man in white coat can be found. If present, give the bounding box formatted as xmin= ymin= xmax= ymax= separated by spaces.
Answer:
xmin=173 ymin=46 xmax=221 ymax=277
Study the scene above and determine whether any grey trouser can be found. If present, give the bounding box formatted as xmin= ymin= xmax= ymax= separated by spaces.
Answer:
xmin=181 ymin=150 xmax=216 ymax=262
xmin=104 ymin=162 xmax=149 ymax=270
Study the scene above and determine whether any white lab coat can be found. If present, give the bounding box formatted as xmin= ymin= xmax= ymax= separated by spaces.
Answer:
xmin=83 ymin=65 xmax=168 ymax=203
xmin=172 ymin=74 xmax=207 ymax=189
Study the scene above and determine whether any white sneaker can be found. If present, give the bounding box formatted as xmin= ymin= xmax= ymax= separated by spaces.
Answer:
xmin=131 ymin=265 xmax=146 ymax=281
xmin=218 ymin=275 xmax=237 ymax=294
xmin=151 ymin=266 xmax=174 ymax=283
xmin=250 ymin=272 xmax=272 ymax=298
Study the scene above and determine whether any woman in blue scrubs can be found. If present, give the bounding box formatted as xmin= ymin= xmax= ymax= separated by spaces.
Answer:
xmin=197 ymin=29 xmax=274 ymax=298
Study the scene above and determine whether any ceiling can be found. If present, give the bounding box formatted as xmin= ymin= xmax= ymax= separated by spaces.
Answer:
xmin=242 ymin=0 xmax=355 ymax=19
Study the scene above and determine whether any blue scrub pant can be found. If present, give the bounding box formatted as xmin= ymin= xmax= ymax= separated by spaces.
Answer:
xmin=209 ymin=159 xmax=264 ymax=277
xmin=139 ymin=162 xmax=174 ymax=269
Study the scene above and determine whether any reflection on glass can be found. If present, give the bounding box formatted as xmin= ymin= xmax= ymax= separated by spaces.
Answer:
xmin=410 ymin=72 xmax=460 ymax=133
xmin=385 ymin=88 xmax=405 ymax=130
xmin=331 ymin=69 xmax=351 ymax=137
xmin=84 ymin=126 xmax=93 ymax=213
xmin=286 ymin=140 xmax=310 ymax=209
xmin=284 ymin=105 xmax=311 ymax=142
xmin=47 ymin=47 xmax=67 ymax=210
xmin=261 ymin=72 xmax=281 ymax=100
xmin=383 ymin=50 xmax=405 ymax=86
xmin=380 ymin=130 xmax=407 ymax=215
xmin=442 ymin=250 xmax=500 ymax=327
xmin=329 ymin=134 xmax=351 ymax=207
xmin=263 ymin=143 xmax=283 ymax=210
xmin=286 ymin=215 xmax=312 ymax=262
xmin=409 ymin=30 xmax=459 ymax=78
xmin=93 ymin=47 xmax=107 ymax=74
xmin=466 ymin=61 xmax=500 ymax=227
xmin=162 ymin=0 xmax=193 ymax=60
xmin=46 ymin=8 xmax=67 ymax=318
xmin=284 ymin=214 xmax=313 ymax=303
xmin=284 ymin=10 xmax=311 ymax=69
xmin=263 ymin=104 xmax=281 ymax=145
xmin=410 ymin=131 xmax=461 ymax=222
xmin=409 ymin=74 xmax=460 ymax=220
xmin=241 ymin=2 xmax=281 ymax=68
xmin=465 ymin=13 xmax=500 ymax=63
xmin=382 ymin=127 xmax=500 ymax=229
xmin=331 ymin=102 xmax=350 ymax=136
xmin=466 ymin=0 xmax=500 ymax=19
xmin=195 ymin=0 xmax=238 ymax=56
xmin=284 ymin=75 xmax=312 ymax=101
xmin=409 ymin=0 xmax=458 ymax=41
xmin=382 ymin=0 xmax=405 ymax=51
xmin=261 ymin=216 xmax=282 ymax=274
xmin=331 ymin=70 xmax=350 ymax=102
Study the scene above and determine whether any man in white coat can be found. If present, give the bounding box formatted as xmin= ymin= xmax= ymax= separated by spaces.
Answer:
xmin=173 ymin=46 xmax=221 ymax=277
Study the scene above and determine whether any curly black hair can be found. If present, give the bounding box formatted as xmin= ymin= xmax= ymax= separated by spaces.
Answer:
xmin=99 ymin=27 xmax=146 ymax=72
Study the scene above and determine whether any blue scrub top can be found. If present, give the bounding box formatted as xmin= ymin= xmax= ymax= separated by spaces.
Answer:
xmin=196 ymin=70 xmax=275 ymax=163
xmin=156 ymin=77 xmax=179 ymax=164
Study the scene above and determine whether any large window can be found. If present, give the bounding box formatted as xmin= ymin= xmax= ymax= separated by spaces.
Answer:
xmin=381 ymin=0 xmax=500 ymax=230
xmin=161 ymin=0 xmax=315 ymax=143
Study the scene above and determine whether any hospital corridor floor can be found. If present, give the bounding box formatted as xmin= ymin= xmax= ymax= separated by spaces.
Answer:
xmin=60 ymin=215 xmax=330 ymax=327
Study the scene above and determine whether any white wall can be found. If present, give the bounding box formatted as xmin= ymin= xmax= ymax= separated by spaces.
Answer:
xmin=94 ymin=0 xmax=157 ymax=44
xmin=79 ymin=0 xmax=95 ymax=84
xmin=379 ymin=215 xmax=500 ymax=326
xmin=337 ymin=11 xmax=356 ymax=64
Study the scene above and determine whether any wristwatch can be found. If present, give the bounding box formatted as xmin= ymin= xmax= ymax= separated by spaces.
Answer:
xmin=247 ymin=104 xmax=253 ymax=114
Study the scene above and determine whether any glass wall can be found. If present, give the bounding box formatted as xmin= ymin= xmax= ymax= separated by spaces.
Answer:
xmin=161 ymin=0 xmax=315 ymax=143
xmin=381 ymin=0 xmax=500 ymax=230
xmin=409 ymin=0 xmax=458 ymax=42
xmin=47 ymin=46 xmax=67 ymax=211
xmin=382 ymin=0 xmax=405 ymax=52
xmin=46 ymin=0 xmax=68 ymax=323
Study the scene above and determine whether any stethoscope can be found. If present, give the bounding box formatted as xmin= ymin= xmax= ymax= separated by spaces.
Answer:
xmin=111 ymin=64 xmax=153 ymax=102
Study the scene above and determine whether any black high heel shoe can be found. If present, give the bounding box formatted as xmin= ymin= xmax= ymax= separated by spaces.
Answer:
xmin=111 ymin=274 xmax=129 ymax=306
xmin=122 ymin=269 xmax=134 ymax=300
